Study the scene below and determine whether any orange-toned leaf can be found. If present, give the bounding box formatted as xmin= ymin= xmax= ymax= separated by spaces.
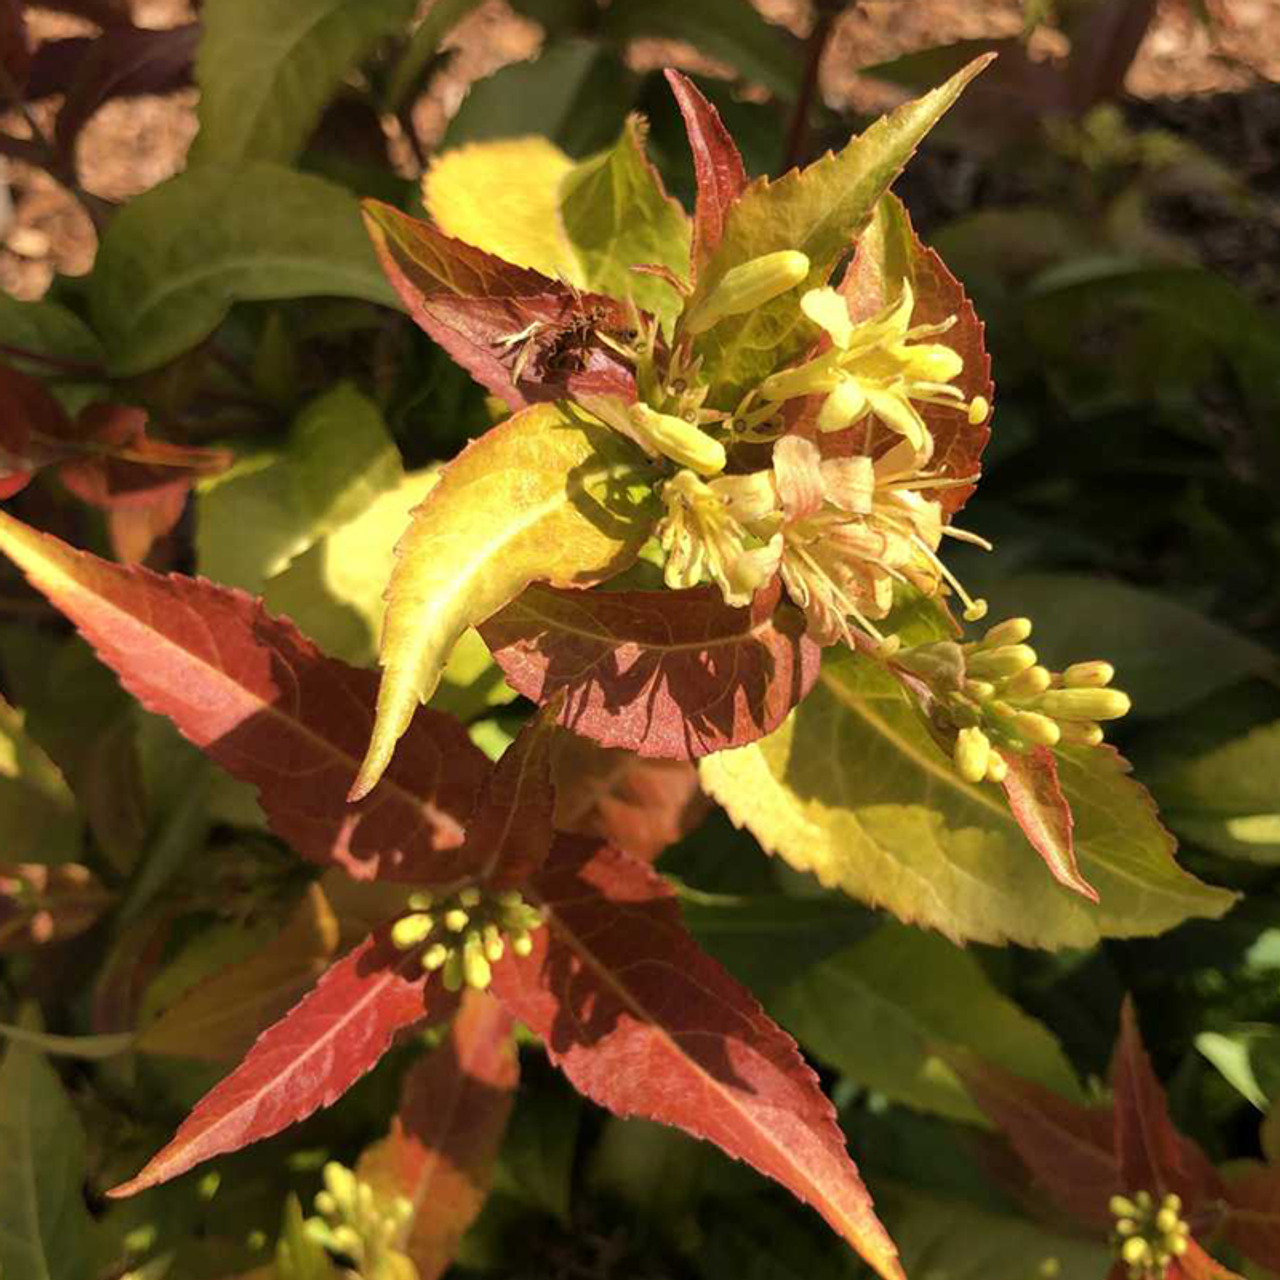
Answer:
xmin=359 ymin=989 xmax=518 ymax=1280
xmin=0 ymin=511 xmax=489 ymax=881
xmin=481 ymin=581 xmax=820 ymax=760
xmin=489 ymin=836 xmax=904 ymax=1280
xmin=1000 ymin=746 xmax=1095 ymax=902
xmin=1224 ymin=1163 xmax=1280 ymax=1271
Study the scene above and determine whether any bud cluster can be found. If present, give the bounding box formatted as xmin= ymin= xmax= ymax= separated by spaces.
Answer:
xmin=390 ymin=884 xmax=543 ymax=992
xmin=306 ymin=1161 xmax=415 ymax=1280
xmin=895 ymin=617 xmax=1131 ymax=785
xmin=1109 ymin=1191 xmax=1191 ymax=1279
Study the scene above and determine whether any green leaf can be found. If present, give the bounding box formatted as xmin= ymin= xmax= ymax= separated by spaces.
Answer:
xmin=688 ymin=57 xmax=991 ymax=408
xmin=197 ymin=382 xmax=402 ymax=591
xmin=957 ymin=572 xmax=1277 ymax=718
xmin=1147 ymin=719 xmax=1280 ymax=863
xmin=0 ymin=1024 xmax=133 ymax=1060
xmin=353 ymin=404 xmax=660 ymax=798
xmin=1197 ymin=1027 xmax=1280 ymax=1111
xmin=91 ymin=163 xmax=397 ymax=375
xmin=770 ymin=923 xmax=1084 ymax=1124
xmin=193 ymin=0 xmax=417 ymax=165
xmin=0 ymin=696 xmax=81 ymax=864
xmin=426 ymin=116 xmax=692 ymax=325
xmin=0 ymin=1041 xmax=98 ymax=1280
xmin=0 ymin=294 xmax=103 ymax=369
xmin=699 ymin=646 xmax=1235 ymax=947
xmin=875 ymin=1183 xmax=1112 ymax=1280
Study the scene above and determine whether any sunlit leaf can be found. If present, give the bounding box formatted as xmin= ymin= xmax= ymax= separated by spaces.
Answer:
xmin=109 ymin=928 xmax=437 ymax=1197
xmin=699 ymin=647 xmax=1234 ymax=947
xmin=91 ymin=163 xmax=396 ymax=375
xmin=359 ymin=990 xmax=517 ymax=1279
xmin=0 ymin=1040 xmax=99 ymax=1280
xmin=772 ymin=922 xmax=1085 ymax=1124
xmin=193 ymin=0 xmax=417 ymax=165
xmin=353 ymin=404 xmax=659 ymax=799
xmin=0 ymin=511 xmax=489 ymax=881
xmin=490 ymin=836 xmax=905 ymax=1280
xmin=482 ymin=582 xmax=820 ymax=760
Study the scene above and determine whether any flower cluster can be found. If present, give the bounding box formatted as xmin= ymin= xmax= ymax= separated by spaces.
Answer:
xmin=305 ymin=1162 xmax=415 ymax=1280
xmin=390 ymin=884 xmax=544 ymax=992
xmin=1109 ymin=1192 xmax=1192 ymax=1279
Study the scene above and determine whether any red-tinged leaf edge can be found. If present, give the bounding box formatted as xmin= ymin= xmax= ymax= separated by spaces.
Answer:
xmin=999 ymin=745 xmax=1096 ymax=901
xmin=1111 ymin=997 xmax=1223 ymax=1207
xmin=1176 ymin=1239 xmax=1248 ymax=1280
xmin=664 ymin=69 xmax=747 ymax=277
xmin=489 ymin=836 xmax=905 ymax=1280
xmin=0 ymin=359 xmax=76 ymax=495
xmin=481 ymin=580 xmax=821 ymax=760
xmin=948 ymin=1046 xmax=1119 ymax=1229
xmin=465 ymin=697 xmax=561 ymax=889
xmin=0 ymin=511 xmax=491 ymax=881
xmin=1223 ymin=1163 xmax=1280 ymax=1271
xmin=108 ymin=927 xmax=449 ymax=1197
xmin=358 ymin=989 xmax=517 ymax=1280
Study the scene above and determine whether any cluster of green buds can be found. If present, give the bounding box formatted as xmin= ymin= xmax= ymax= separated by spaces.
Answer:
xmin=306 ymin=1162 xmax=415 ymax=1280
xmin=895 ymin=617 xmax=1131 ymax=785
xmin=390 ymin=884 xmax=544 ymax=992
xmin=1109 ymin=1191 xmax=1191 ymax=1278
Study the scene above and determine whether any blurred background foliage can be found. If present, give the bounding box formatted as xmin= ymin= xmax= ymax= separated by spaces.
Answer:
xmin=1 ymin=1 xmax=1279 ymax=1277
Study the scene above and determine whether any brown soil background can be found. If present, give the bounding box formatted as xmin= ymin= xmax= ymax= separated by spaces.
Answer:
xmin=2 ymin=0 xmax=1277 ymax=301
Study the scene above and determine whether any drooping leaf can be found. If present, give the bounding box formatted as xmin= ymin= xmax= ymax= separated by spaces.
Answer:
xmin=489 ymin=836 xmax=905 ymax=1280
xmin=688 ymin=58 xmax=992 ymax=408
xmin=109 ymin=928 xmax=437 ymax=1197
xmin=0 ymin=1040 xmax=99 ymax=1280
xmin=772 ymin=922 xmax=1085 ymax=1125
xmin=664 ymin=69 xmax=748 ymax=277
xmin=0 ymin=696 xmax=81 ymax=864
xmin=1196 ymin=1026 xmax=1280 ymax=1111
xmin=1111 ymin=998 xmax=1221 ymax=1206
xmin=352 ymin=404 xmax=659 ymax=799
xmin=359 ymin=990 xmax=518 ymax=1279
xmin=193 ymin=0 xmax=416 ymax=165
xmin=91 ymin=163 xmax=396 ymax=375
xmin=1000 ymin=745 xmax=1093 ymax=902
xmin=1148 ymin=719 xmax=1280 ymax=863
xmin=0 ymin=511 xmax=490 ymax=881
xmin=699 ymin=646 xmax=1234 ymax=947
xmin=551 ymin=733 xmax=708 ymax=862
xmin=138 ymin=883 xmax=341 ymax=1061
xmin=482 ymin=582 xmax=820 ymax=760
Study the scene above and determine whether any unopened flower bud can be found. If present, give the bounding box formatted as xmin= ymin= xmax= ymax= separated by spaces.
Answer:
xmin=1012 ymin=710 xmax=1062 ymax=748
xmin=954 ymin=727 xmax=991 ymax=783
xmin=1155 ymin=1208 xmax=1179 ymax=1235
xmin=463 ymin=934 xmax=492 ymax=989
xmin=422 ymin=943 xmax=449 ymax=971
xmin=1115 ymin=1218 xmax=1137 ymax=1237
xmin=458 ymin=886 xmax=483 ymax=908
xmin=1003 ymin=665 xmax=1052 ymax=700
xmin=391 ymin=913 xmax=434 ymax=950
xmin=443 ymin=907 xmax=470 ymax=933
xmin=511 ymin=929 xmax=534 ymax=957
xmin=1170 ymin=1236 xmax=1188 ymax=1256
xmin=968 ymin=396 xmax=990 ymax=425
xmin=967 ymin=644 xmax=1037 ymax=681
xmin=483 ymin=923 xmax=505 ymax=963
xmin=1057 ymin=721 xmax=1105 ymax=747
xmin=442 ymin=948 xmax=465 ymax=992
xmin=985 ymin=752 xmax=1009 ymax=784
xmin=1038 ymin=688 xmax=1131 ymax=722
xmin=964 ymin=679 xmax=997 ymax=701
xmin=314 ymin=1190 xmax=338 ymax=1217
xmin=1163 ymin=1194 xmax=1182 ymax=1214
xmin=1110 ymin=1195 xmax=1138 ymax=1219
xmin=1062 ymin=661 xmax=1115 ymax=688
xmin=1121 ymin=1237 xmax=1151 ymax=1266
xmin=684 ymin=251 xmax=811 ymax=336
xmin=982 ymin=617 xmax=1033 ymax=648
xmin=630 ymin=403 xmax=726 ymax=476
xmin=407 ymin=891 xmax=434 ymax=910
xmin=330 ymin=1225 xmax=363 ymax=1258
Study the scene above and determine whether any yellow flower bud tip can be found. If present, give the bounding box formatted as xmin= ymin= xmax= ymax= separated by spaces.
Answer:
xmin=967 ymin=643 xmax=1038 ymax=681
xmin=1115 ymin=1218 xmax=1137 ymax=1237
xmin=463 ymin=941 xmax=493 ymax=991
xmin=330 ymin=1225 xmax=363 ymax=1257
xmin=684 ymin=250 xmax=812 ymax=335
xmin=955 ymin=726 xmax=992 ymax=784
xmin=511 ymin=929 xmax=534 ymax=957
xmin=985 ymin=752 xmax=1009 ymax=784
xmin=963 ymin=598 xmax=989 ymax=622
xmin=407 ymin=891 xmax=434 ymax=911
xmin=964 ymin=679 xmax=997 ymax=701
xmin=1121 ymin=1237 xmax=1152 ymax=1266
xmin=357 ymin=1182 xmax=374 ymax=1215
xmin=314 ymin=1190 xmax=338 ymax=1218
xmin=1155 ymin=1209 xmax=1179 ymax=1235
xmin=1013 ymin=710 xmax=1062 ymax=748
xmin=968 ymin=395 xmax=990 ymax=425
xmin=1003 ymin=665 xmax=1053 ymax=700
xmin=422 ymin=943 xmax=449 ymax=971
xmin=1038 ymin=688 xmax=1131 ymax=722
xmin=1170 ymin=1236 xmax=1188 ymax=1256
xmin=442 ymin=949 xmax=465 ymax=993
xmin=983 ymin=617 xmax=1034 ymax=648
xmin=1058 ymin=720 xmax=1105 ymax=747
xmin=1063 ymin=660 xmax=1115 ymax=689
xmin=483 ymin=924 xmax=505 ymax=963
xmin=443 ymin=907 xmax=470 ymax=933
xmin=1110 ymin=1196 xmax=1138 ymax=1219
xmin=458 ymin=886 xmax=483 ymax=908
xmin=631 ymin=403 xmax=727 ymax=476
xmin=391 ymin=913 xmax=435 ymax=950
xmin=1163 ymin=1194 xmax=1182 ymax=1214
xmin=1135 ymin=1192 xmax=1153 ymax=1211
xmin=324 ymin=1162 xmax=356 ymax=1203
xmin=496 ymin=889 xmax=523 ymax=907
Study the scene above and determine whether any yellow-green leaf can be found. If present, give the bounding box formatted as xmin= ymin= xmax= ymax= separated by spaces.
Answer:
xmin=688 ymin=58 xmax=991 ymax=408
xmin=771 ymin=923 xmax=1085 ymax=1124
xmin=699 ymin=646 xmax=1235 ymax=948
xmin=353 ymin=405 xmax=659 ymax=798
xmin=0 ymin=696 xmax=80 ymax=865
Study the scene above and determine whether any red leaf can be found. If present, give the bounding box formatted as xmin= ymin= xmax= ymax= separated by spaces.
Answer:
xmin=482 ymin=581 xmax=821 ymax=760
xmin=489 ymin=836 xmax=904 ymax=1280
xmin=0 ymin=513 xmax=489 ymax=881
xmin=1224 ymin=1164 xmax=1280 ymax=1272
xmin=0 ymin=0 xmax=29 ymax=92
xmin=462 ymin=703 xmax=559 ymax=889
xmin=108 ymin=927 xmax=439 ymax=1197
xmin=359 ymin=989 xmax=518 ymax=1280
xmin=1111 ymin=998 xmax=1222 ymax=1206
xmin=949 ymin=1049 xmax=1119 ymax=1228
xmin=664 ymin=69 xmax=747 ymax=276
xmin=1175 ymin=1240 xmax=1247 ymax=1280
xmin=0 ymin=361 xmax=75 ymax=497
xmin=551 ymin=734 xmax=709 ymax=863
xmin=106 ymin=487 xmax=188 ymax=563
xmin=999 ymin=746 xmax=1096 ymax=901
